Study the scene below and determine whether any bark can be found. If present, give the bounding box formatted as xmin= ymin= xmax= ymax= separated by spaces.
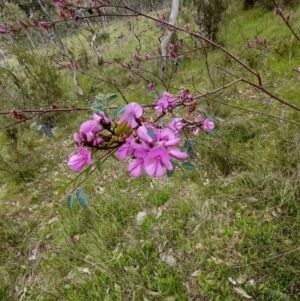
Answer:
xmin=159 ymin=0 xmax=179 ymax=79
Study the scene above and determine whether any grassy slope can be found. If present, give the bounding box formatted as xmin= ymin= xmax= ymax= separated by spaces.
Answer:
xmin=1 ymin=2 xmax=300 ymax=301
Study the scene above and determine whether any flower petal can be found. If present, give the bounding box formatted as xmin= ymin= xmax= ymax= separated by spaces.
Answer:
xmin=128 ymin=160 xmax=143 ymax=177
xmin=169 ymin=149 xmax=189 ymax=160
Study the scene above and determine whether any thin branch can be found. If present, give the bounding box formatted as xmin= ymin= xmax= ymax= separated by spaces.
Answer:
xmin=233 ymin=246 xmax=300 ymax=269
xmin=213 ymin=99 xmax=300 ymax=127
xmin=272 ymin=0 xmax=300 ymax=42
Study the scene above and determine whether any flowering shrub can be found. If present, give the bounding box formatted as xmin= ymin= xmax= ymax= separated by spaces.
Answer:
xmin=67 ymin=91 xmax=215 ymax=183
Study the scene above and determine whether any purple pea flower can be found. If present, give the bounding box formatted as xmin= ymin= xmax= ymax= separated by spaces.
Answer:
xmin=274 ymin=7 xmax=282 ymax=15
xmin=192 ymin=128 xmax=200 ymax=136
xmin=145 ymin=146 xmax=173 ymax=178
xmin=155 ymin=92 xmax=177 ymax=113
xmin=183 ymin=23 xmax=190 ymax=31
xmin=132 ymin=52 xmax=140 ymax=60
xmin=144 ymin=53 xmax=151 ymax=59
xmin=168 ymin=149 xmax=189 ymax=160
xmin=168 ymin=118 xmax=183 ymax=131
xmin=68 ymin=147 xmax=92 ymax=171
xmin=118 ymin=102 xmax=143 ymax=128
xmin=80 ymin=120 xmax=102 ymax=142
xmin=202 ymin=118 xmax=215 ymax=131
xmin=158 ymin=128 xmax=180 ymax=147
xmin=117 ymin=135 xmax=136 ymax=160
xmin=147 ymin=82 xmax=155 ymax=91
xmin=128 ymin=149 xmax=149 ymax=177
xmin=246 ymin=40 xmax=252 ymax=48
xmin=196 ymin=115 xmax=202 ymax=124
xmin=137 ymin=125 xmax=153 ymax=143
xmin=73 ymin=133 xmax=82 ymax=145
xmin=92 ymin=137 xmax=104 ymax=147
xmin=94 ymin=112 xmax=110 ymax=125
xmin=0 ymin=26 xmax=6 ymax=34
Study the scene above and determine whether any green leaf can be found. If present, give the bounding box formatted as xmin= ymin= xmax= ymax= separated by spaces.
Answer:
xmin=111 ymin=153 xmax=118 ymax=161
xmin=204 ymin=111 xmax=213 ymax=121
xmin=95 ymin=93 xmax=105 ymax=102
xmin=53 ymin=185 xmax=66 ymax=194
xmin=96 ymin=161 xmax=102 ymax=173
xmin=182 ymin=139 xmax=195 ymax=159
xmin=91 ymin=105 xmax=105 ymax=112
xmin=43 ymin=126 xmax=54 ymax=138
xmin=84 ymin=166 xmax=91 ymax=178
xmin=67 ymin=194 xmax=74 ymax=210
xmin=72 ymin=174 xmax=80 ymax=188
xmin=208 ymin=129 xmax=221 ymax=137
xmin=214 ymin=116 xmax=224 ymax=122
xmin=113 ymin=104 xmax=127 ymax=117
xmin=147 ymin=127 xmax=155 ymax=139
xmin=183 ymin=139 xmax=191 ymax=150
xmin=76 ymin=188 xmax=88 ymax=209
xmin=182 ymin=171 xmax=188 ymax=180
xmin=106 ymin=94 xmax=118 ymax=104
xmin=36 ymin=124 xmax=43 ymax=131
xmin=56 ymin=175 xmax=69 ymax=184
xmin=30 ymin=122 xmax=37 ymax=128
xmin=167 ymin=160 xmax=176 ymax=177
xmin=182 ymin=162 xmax=196 ymax=170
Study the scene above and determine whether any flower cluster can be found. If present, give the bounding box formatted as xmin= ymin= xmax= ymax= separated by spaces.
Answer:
xmin=68 ymin=91 xmax=215 ymax=178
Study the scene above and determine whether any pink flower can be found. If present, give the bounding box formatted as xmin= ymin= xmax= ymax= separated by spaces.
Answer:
xmin=254 ymin=38 xmax=260 ymax=46
xmin=147 ymin=82 xmax=155 ymax=91
xmin=118 ymin=102 xmax=143 ymax=128
xmin=145 ymin=146 xmax=173 ymax=178
xmin=158 ymin=128 xmax=180 ymax=147
xmin=117 ymin=135 xmax=136 ymax=160
xmin=80 ymin=120 xmax=102 ymax=142
xmin=168 ymin=149 xmax=189 ymax=160
xmin=128 ymin=149 xmax=149 ymax=177
xmin=0 ymin=26 xmax=6 ymax=34
xmin=168 ymin=118 xmax=183 ymax=131
xmin=93 ymin=112 xmax=110 ymax=125
xmin=155 ymin=92 xmax=177 ymax=113
xmin=246 ymin=40 xmax=252 ymax=48
xmin=177 ymin=39 xmax=184 ymax=48
xmin=202 ymin=119 xmax=215 ymax=131
xmin=192 ymin=128 xmax=200 ymax=136
xmin=183 ymin=23 xmax=189 ymax=31
xmin=137 ymin=125 xmax=153 ymax=143
xmin=158 ymin=16 xmax=167 ymax=26
xmin=297 ymin=67 xmax=300 ymax=72
xmin=180 ymin=89 xmax=194 ymax=102
xmin=92 ymin=137 xmax=104 ymax=147
xmin=274 ymin=7 xmax=282 ymax=15
xmin=37 ymin=21 xmax=47 ymax=28
xmin=144 ymin=53 xmax=151 ymax=59
xmin=73 ymin=133 xmax=82 ymax=145
xmin=196 ymin=115 xmax=202 ymax=124
xmin=168 ymin=49 xmax=177 ymax=61
xmin=68 ymin=147 xmax=92 ymax=171
xmin=285 ymin=14 xmax=291 ymax=22
xmin=132 ymin=52 xmax=140 ymax=61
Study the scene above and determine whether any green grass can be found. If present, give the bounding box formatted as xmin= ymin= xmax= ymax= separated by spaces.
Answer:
xmin=1 ymin=1 xmax=300 ymax=301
